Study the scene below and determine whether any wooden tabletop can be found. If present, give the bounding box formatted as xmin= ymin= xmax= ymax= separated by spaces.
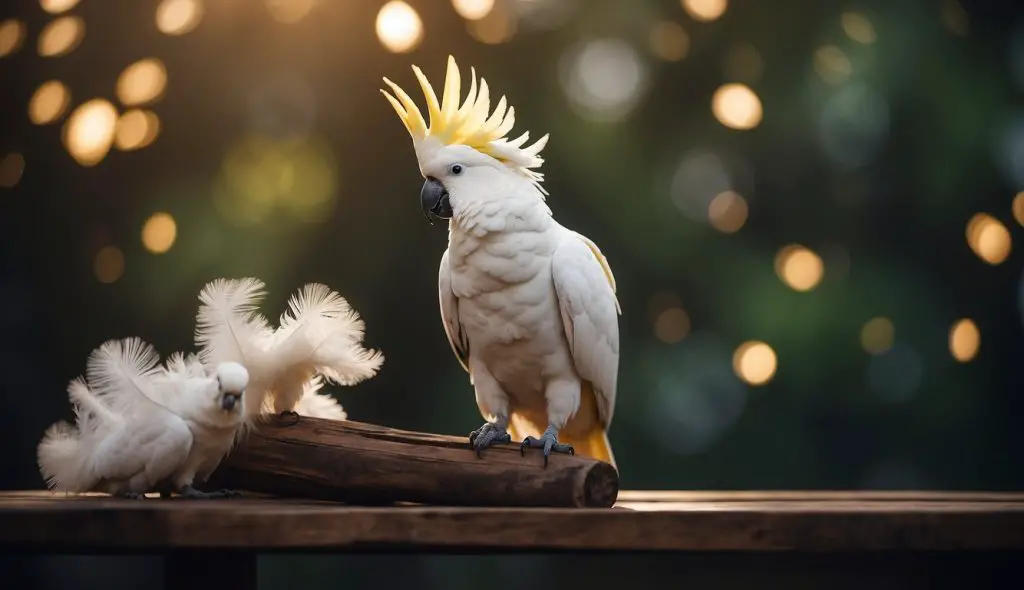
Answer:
xmin=1 ymin=490 xmax=1023 ymax=552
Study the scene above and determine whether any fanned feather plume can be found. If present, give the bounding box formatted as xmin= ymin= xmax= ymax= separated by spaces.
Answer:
xmin=194 ymin=277 xmax=270 ymax=369
xmin=164 ymin=351 xmax=207 ymax=379
xmin=291 ymin=375 xmax=348 ymax=421
xmin=84 ymin=337 xmax=167 ymax=416
xmin=194 ymin=278 xmax=382 ymax=422
xmin=381 ymin=54 xmax=549 ymax=190
xmin=271 ymin=283 xmax=383 ymax=386
xmin=37 ymin=378 xmax=122 ymax=493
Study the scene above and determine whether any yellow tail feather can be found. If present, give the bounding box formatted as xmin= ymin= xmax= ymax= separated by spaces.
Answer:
xmin=507 ymin=390 xmax=617 ymax=471
xmin=559 ymin=428 xmax=616 ymax=470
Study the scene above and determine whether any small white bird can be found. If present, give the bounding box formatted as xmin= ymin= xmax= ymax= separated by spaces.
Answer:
xmin=37 ymin=337 xmax=250 ymax=499
xmin=194 ymin=277 xmax=383 ymax=426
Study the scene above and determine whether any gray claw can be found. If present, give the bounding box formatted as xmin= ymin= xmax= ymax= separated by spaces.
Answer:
xmin=117 ymin=492 xmax=147 ymax=500
xmin=279 ymin=410 xmax=300 ymax=426
xmin=469 ymin=421 xmax=511 ymax=457
xmin=520 ymin=426 xmax=574 ymax=467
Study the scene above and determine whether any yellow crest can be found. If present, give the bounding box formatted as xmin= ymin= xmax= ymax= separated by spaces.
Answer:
xmin=381 ymin=55 xmax=549 ymax=187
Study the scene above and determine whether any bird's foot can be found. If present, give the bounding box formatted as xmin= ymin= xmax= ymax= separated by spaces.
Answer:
xmin=468 ymin=421 xmax=511 ymax=458
xmin=117 ymin=492 xmax=147 ymax=500
xmin=278 ymin=410 xmax=300 ymax=426
xmin=520 ymin=426 xmax=574 ymax=467
xmin=178 ymin=484 xmax=242 ymax=500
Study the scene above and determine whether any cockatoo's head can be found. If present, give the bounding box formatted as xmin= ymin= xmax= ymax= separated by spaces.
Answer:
xmin=214 ymin=361 xmax=249 ymax=413
xmin=381 ymin=55 xmax=550 ymax=224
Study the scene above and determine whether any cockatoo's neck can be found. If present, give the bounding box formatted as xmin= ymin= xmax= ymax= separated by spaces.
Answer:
xmin=449 ymin=178 xmax=552 ymax=239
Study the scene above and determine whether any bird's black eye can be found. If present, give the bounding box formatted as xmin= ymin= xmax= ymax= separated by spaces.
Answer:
xmin=450 ymin=163 xmax=464 ymax=176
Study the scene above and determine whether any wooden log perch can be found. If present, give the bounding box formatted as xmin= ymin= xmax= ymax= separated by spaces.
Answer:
xmin=208 ymin=415 xmax=619 ymax=508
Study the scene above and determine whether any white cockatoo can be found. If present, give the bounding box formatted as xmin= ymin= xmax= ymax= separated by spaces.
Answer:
xmin=381 ymin=56 xmax=621 ymax=468
xmin=194 ymin=278 xmax=382 ymax=428
xmin=37 ymin=337 xmax=250 ymax=499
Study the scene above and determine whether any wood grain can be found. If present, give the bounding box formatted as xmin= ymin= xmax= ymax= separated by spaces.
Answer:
xmin=2 ymin=491 xmax=1023 ymax=552
xmin=206 ymin=415 xmax=619 ymax=508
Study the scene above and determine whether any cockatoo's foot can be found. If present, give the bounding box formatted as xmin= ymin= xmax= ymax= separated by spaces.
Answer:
xmin=279 ymin=410 xmax=300 ymax=426
xmin=468 ymin=421 xmax=511 ymax=458
xmin=520 ymin=426 xmax=574 ymax=467
xmin=159 ymin=490 xmax=172 ymax=499
xmin=178 ymin=484 xmax=242 ymax=500
xmin=117 ymin=492 xmax=146 ymax=500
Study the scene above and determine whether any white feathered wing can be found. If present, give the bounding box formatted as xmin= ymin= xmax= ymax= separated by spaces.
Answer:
xmin=37 ymin=338 xmax=194 ymax=495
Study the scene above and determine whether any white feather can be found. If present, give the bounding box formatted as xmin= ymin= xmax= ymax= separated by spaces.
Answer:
xmin=84 ymin=337 xmax=167 ymax=417
xmin=194 ymin=277 xmax=272 ymax=419
xmin=291 ymin=376 xmax=348 ymax=421
xmin=194 ymin=279 xmax=383 ymax=421
xmin=194 ymin=277 xmax=271 ymax=370
xmin=37 ymin=378 xmax=121 ymax=493
xmin=273 ymin=283 xmax=383 ymax=385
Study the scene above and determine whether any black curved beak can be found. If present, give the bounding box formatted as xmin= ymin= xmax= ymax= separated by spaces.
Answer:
xmin=420 ymin=177 xmax=452 ymax=223
xmin=221 ymin=393 xmax=240 ymax=411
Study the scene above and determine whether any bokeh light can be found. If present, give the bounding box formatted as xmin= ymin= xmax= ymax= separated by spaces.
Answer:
xmin=722 ymin=43 xmax=763 ymax=84
xmin=682 ymin=0 xmax=727 ymax=23
xmin=560 ymin=38 xmax=648 ymax=123
xmin=0 ymin=19 xmax=26 ymax=58
xmin=860 ymin=317 xmax=894 ymax=355
xmin=711 ymin=83 xmax=762 ymax=130
xmin=814 ymin=45 xmax=852 ymax=85
xmin=62 ymin=99 xmax=119 ymax=167
xmin=213 ymin=134 xmax=338 ymax=225
xmin=966 ymin=213 xmax=1012 ymax=265
xmin=116 ymin=58 xmax=168 ymax=106
xmin=39 ymin=0 xmax=80 ymax=14
xmin=654 ymin=307 xmax=690 ymax=344
xmin=841 ymin=12 xmax=876 ymax=44
xmin=375 ymin=1 xmax=423 ymax=54
xmin=0 ymin=153 xmax=25 ymax=188
xmin=265 ymin=0 xmax=315 ymax=24
xmin=949 ymin=318 xmax=980 ymax=362
xmin=670 ymin=149 xmax=753 ymax=225
xmin=648 ymin=21 xmax=689 ymax=62
xmin=156 ymin=0 xmax=204 ymax=36
xmin=732 ymin=340 xmax=777 ymax=386
xmin=451 ymin=0 xmax=494 ymax=21
xmin=1012 ymin=192 xmax=1024 ymax=227
xmin=466 ymin=2 xmax=516 ymax=45
xmin=141 ymin=212 xmax=177 ymax=254
xmin=774 ymin=245 xmax=824 ymax=292
xmin=707 ymin=190 xmax=748 ymax=233
xmin=114 ymin=109 xmax=161 ymax=151
xmin=38 ymin=16 xmax=84 ymax=57
xmin=93 ymin=246 xmax=125 ymax=284
xmin=28 ymin=80 xmax=71 ymax=125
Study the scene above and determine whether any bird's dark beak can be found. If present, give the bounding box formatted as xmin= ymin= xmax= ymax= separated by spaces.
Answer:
xmin=221 ymin=393 xmax=240 ymax=411
xmin=420 ymin=177 xmax=452 ymax=223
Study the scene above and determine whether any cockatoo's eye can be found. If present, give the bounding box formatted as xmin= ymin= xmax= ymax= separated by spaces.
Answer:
xmin=449 ymin=163 xmax=464 ymax=176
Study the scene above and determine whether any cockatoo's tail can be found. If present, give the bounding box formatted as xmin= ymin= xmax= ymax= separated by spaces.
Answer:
xmin=381 ymin=54 xmax=551 ymax=221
